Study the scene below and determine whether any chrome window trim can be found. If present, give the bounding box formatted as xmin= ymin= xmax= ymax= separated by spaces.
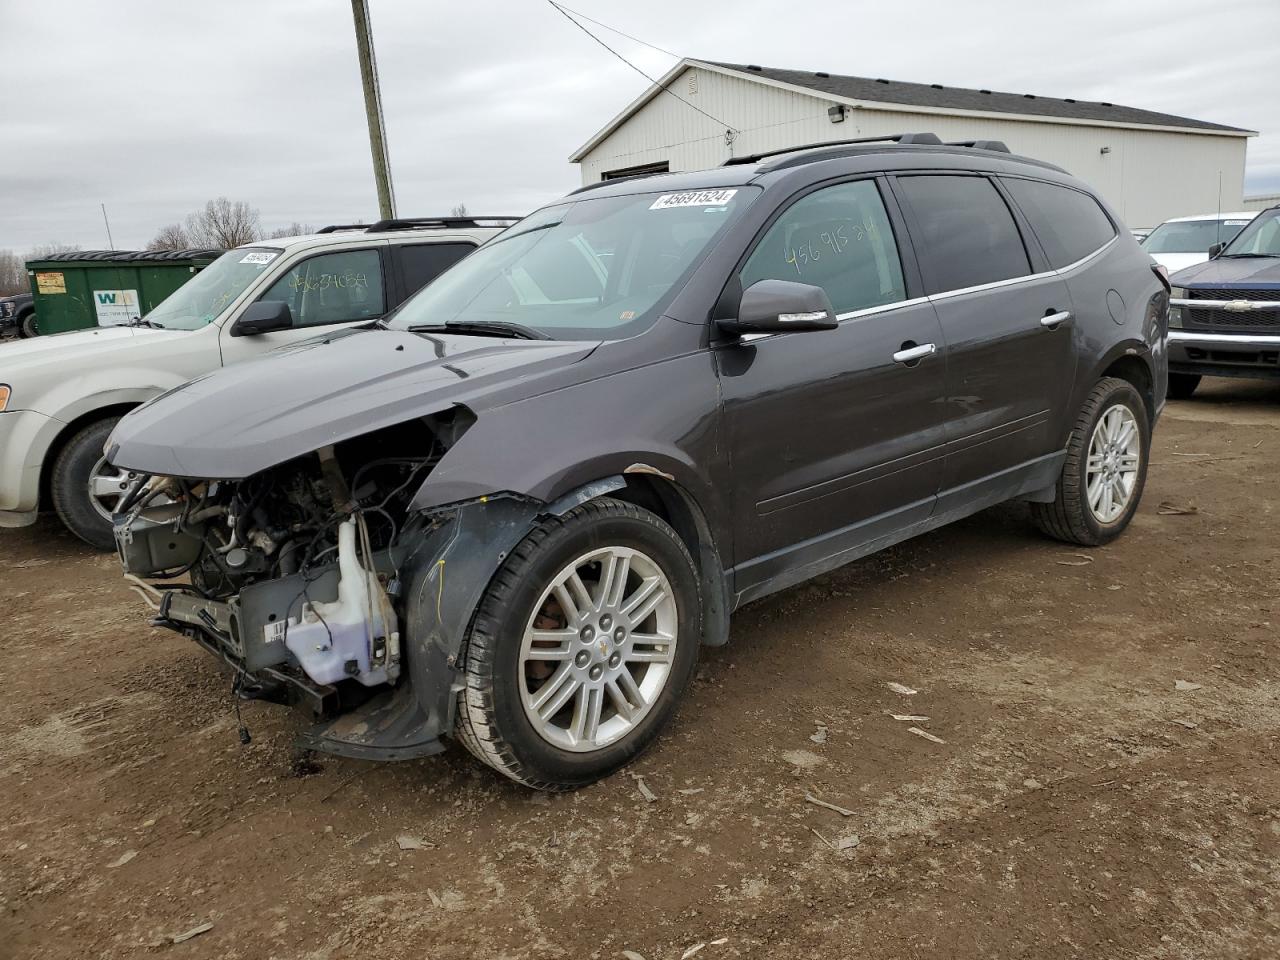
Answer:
xmin=1052 ymin=235 xmax=1119 ymax=275
xmin=737 ymin=296 xmax=931 ymax=342
xmin=1168 ymin=330 xmax=1280 ymax=346
xmin=833 ymin=296 xmax=930 ymax=322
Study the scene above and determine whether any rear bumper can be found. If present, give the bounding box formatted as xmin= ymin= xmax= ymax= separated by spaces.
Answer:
xmin=0 ymin=409 xmax=61 ymax=519
xmin=1167 ymin=330 xmax=1280 ymax=380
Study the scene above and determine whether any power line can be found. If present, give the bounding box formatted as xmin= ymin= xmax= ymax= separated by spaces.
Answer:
xmin=551 ymin=2 xmax=680 ymax=59
xmin=547 ymin=1 xmax=738 ymax=134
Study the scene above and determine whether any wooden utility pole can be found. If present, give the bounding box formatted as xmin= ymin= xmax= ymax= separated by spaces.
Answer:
xmin=350 ymin=0 xmax=396 ymax=220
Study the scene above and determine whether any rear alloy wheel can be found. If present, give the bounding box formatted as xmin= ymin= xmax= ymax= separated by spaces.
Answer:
xmin=454 ymin=498 xmax=701 ymax=789
xmin=50 ymin=416 xmax=125 ymax=550
xmin=1031 ymin=377 xmax=1150 ymax=546
xmin=1167 ymin=372 xmax=1201 ymax=400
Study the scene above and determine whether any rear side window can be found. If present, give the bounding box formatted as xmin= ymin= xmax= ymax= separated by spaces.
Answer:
xmin=740 ymin=180 xmax=906 ymax=315
xmin=895 ymin=175 xmax=1030 ymax=294
xmin=1003 ymin=178 xmax=1116 ymax=268
xmin=398 ymin=242 xmax=475 ymax=296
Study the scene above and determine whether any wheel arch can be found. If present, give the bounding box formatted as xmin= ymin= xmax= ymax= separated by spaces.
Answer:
xmin=39 ymin=403 xmax=140 ymax=509
xmin=1099 ymin=351 xmax=1155 ymax=424
xmin=541 ymin=471 xmax=731 ymax=647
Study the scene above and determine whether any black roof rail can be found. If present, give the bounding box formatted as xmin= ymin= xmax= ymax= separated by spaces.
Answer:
xmin=570 ymin=170 xmax=670 ymax=195
xmin=723 ymin=132 xmax=943 ymax=167
xmin=366 ymin=216 xmax=522 ymax=233
xmin=946 ymin=139 xmax=1012 ymax=153
xmin=316 ymin=216 xmax=523 ymax=234
xmin=315 ymin=223 xmax=370 ymax=234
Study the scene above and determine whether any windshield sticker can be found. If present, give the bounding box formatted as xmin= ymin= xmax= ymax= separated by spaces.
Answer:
xmin=650 ymin=189 xmax=738 ymax=210
xmin=1224 ymin=220 xmax=1250 ymax=226
xmin=240 ymin=251 xmax=279 ymax=265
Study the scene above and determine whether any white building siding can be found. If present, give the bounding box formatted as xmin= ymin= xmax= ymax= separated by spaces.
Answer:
xmin=576 ymin=65 xmax=1248 ymax=231
xmin=1242 ymin=193 xmax=1280 ymax=212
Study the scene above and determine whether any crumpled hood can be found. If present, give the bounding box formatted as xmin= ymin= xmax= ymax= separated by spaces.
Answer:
xmin=107 ymin=328 xmax=600 ymax=479
xmin=1171 ymin=256 xmax=1280 ymax=288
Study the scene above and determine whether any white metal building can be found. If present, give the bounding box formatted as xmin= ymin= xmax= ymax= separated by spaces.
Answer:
xmin=1243 ymin=193 xmax=1280 ymax=212
xmin=572 ymin=59 xmax=1256 ymax=230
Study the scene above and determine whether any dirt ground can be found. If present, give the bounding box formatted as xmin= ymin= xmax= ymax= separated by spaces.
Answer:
xmin=2 ymin=377 xmax=1278 ymax=960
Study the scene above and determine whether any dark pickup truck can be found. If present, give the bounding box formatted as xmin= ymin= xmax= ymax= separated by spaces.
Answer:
xmin=0 ymin=293 xmax=35 ymax=338
xmin=1167 ymin=205 xmax=1280 ymax=397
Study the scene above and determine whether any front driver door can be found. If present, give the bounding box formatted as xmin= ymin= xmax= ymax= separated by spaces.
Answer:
xmin=218 ymin=245 xmax=389 ymax=363
xmin=716 ymin=178 xmax=948 ymax=602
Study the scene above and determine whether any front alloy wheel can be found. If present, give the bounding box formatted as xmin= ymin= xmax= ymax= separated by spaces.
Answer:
xmin=519 ymin=546 xmax=678 ymax=752
xmin=454 ymin=498 xmax=700 ymax=789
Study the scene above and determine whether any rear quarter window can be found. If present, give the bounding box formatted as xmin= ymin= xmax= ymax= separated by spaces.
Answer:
xmin=397 ymin=242 xmax=476 ymax=296
xmin=1002 ymin=178 xmax=1116 ymax=269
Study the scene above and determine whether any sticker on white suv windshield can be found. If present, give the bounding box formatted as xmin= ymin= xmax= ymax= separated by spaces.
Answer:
xmin=240 ymin=251 xmax=279 ymax=264
xmin=1225 ymin=220 xmax=1250 ymax=226
xmin=650 ymin=189 xmax=738 ymax=210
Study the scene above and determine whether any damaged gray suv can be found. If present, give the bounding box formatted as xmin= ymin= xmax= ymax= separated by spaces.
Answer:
xmin=108 ymin=134 xmax=1168 ymax=789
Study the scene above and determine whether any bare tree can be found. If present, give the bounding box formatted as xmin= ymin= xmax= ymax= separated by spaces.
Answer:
xmin=450 ymin=203 xmax=468 ymax=218
xmin=264 ymin=222 xmax=314 ymax=239
xmin=0 ymin=243 xmax=81 ymax=297
xmin=183 ymin=197 xmax=261 ymax=249
xmin=147 ymin=222 xmax=191 ymax=251
xmin=0 ymin=250 xmax=25 ymax=297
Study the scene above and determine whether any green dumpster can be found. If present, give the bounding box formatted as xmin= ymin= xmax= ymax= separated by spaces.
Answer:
xmin=25 ymin=249 xmax=222 ymax=335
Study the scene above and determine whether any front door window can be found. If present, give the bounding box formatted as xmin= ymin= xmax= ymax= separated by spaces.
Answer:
xmin=256 ymin=249 xmax=385 ymax=327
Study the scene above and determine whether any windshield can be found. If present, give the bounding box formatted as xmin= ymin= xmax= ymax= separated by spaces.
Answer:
xmin=143 ymin=248 xmax=283 ymax=330
xmin=1141 ymin=217 xmax=1251 ymax=254
xmin=1219 ymin=209 xmax=1280 ymax=257
xmin=388 ymin=186 xmax=758 ymax=339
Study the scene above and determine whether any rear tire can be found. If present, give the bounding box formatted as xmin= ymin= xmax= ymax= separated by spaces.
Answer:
xmin=51 ymin=417 xmax=123 ymax=551
xmin=1167 ymin=372 xmax=1200 ymax=400
xmin=1031 ymin=377 xmax=1149 ymax=547
xmin=19 ymin=312 xmax=38 ymax=338
xmin=453 ymin=497 xmax=701 ymax=790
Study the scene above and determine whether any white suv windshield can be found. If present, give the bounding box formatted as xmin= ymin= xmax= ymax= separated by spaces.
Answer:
xmin=388 ymin=187 xmax=758 ymax=339
xmin=1142 ymin=218 xmax=1249 ymax=254
xmin=143 ymin=248 xmax=282 ymax=330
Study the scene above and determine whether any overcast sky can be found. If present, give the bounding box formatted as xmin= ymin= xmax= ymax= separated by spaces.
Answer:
xmin=1 ymin=0 xmax=1276 ymax=251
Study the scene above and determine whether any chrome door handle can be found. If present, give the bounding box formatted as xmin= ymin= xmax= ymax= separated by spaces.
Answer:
xmin=892 ymin=342 xmax=937 ymax=364
xmin=1040 ymin=310 xmax=1073 ymax=329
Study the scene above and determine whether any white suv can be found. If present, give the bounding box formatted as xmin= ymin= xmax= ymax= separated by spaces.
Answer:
xmin=0 ymin=217 xmax=516 ymax=547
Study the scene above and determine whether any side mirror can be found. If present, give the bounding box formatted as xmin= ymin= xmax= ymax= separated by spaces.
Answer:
xmin=1208 ymin=242 xmax=1225 ymax=259
xmin=231 ymin=301 xmax=293 ymax=337
xmin=716 ymin=279 xmax=839 ymax=336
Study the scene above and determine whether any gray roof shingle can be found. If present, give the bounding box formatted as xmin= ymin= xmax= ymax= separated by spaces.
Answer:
xmin=703 ymin=61 xmax=1252 ymax=134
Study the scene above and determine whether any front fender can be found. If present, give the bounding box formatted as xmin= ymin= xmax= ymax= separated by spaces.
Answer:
xmin=407 ymin=351 xmax=727 ymax=541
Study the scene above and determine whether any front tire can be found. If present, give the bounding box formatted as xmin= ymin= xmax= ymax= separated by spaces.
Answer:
xmin=1167 ymin=372 xmax=1200 ymax=400
xmin=1031 ymin=377 xmax=1150 ymax=547
xmin=51 ymin=417 xmax=127 ymax=551
xmin=454 ymin=498 xmax=701 ymax=790
xmin=19 ymin=312 xmax=38 ymax=338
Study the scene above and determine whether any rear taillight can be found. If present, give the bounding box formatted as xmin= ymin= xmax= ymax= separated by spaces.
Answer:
xmin=1151 ymin=263 xmax=1171 ymax=294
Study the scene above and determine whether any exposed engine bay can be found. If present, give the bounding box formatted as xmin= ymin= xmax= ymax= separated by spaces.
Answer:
xmin=114 ymin=412 xmax=476 ymax=729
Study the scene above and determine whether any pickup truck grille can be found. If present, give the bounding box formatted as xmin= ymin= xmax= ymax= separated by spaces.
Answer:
xmin=1186 ymin=289 xmax=1280 ymax=332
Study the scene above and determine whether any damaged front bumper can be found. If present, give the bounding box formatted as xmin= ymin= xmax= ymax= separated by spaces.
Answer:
xmin=120 ymin=494 xmax=551 ymax=761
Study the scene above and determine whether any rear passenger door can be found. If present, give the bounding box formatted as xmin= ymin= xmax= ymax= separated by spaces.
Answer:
xmin=390 ymin=241 xmax=476 ymax=305
xmin=892 ymin=174 xmax=1074 ymax=493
